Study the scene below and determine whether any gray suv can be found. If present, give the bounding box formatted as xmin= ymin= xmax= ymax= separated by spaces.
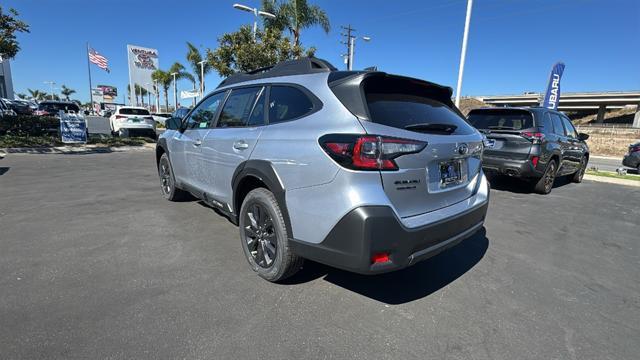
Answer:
xmin=156 ymin=58 xmax=489 ymax=282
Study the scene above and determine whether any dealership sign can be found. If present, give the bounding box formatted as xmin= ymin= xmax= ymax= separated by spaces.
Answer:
xmin=59 ymin=111 xmax=87 ymax=144
xmin=127 ymin=45 xmax=159 ymax=97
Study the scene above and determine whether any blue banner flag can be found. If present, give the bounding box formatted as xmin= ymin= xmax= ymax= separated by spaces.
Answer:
xmin=541 ymin=62 xmax=565 ymax=110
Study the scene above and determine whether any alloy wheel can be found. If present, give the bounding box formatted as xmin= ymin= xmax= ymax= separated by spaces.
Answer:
xmin=544 ymin=162 xmax=556 ymax=192
xmin=244 ymin=203 xmax=277 ymax=268
xmin=159 ymin=158 xmax=172 ymax=195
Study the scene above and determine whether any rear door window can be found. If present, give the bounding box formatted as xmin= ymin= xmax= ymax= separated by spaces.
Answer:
xmin=550 ymin=113 xmax=565 ymax=136
xmin=268 ymin=86 xmax=314 ymax=124
xmin=217 ymin=87 xmax=262 ymax=128
xmin=561 ymin=116 xmax=578 ymax=138
xmin=467 ymin=110 xmax=534 ymax=131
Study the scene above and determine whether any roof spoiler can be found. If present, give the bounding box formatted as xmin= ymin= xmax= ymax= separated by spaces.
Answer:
xmin=217 ymin=57 xmax=337 ymax=88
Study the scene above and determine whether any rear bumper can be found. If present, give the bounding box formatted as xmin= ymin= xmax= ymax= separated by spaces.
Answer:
xmin=622 ymin=154 xmax=639 ymax=168
xmin=482 ymin=155 xmax=543 ymax=178
xmin=290 ymin=176 xmax=489 ymax=275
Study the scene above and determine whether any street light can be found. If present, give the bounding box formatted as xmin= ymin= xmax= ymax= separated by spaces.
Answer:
xmin=232 ymin=3 xmax=276 ymax=40
xmin=346 ymin=36 xmax=371 ymax=71
xmin=455 ymin=0 xmax=473 ymax=107
xmin=44 ymin=81 xmax=56 ymax=100
xmin=198 ymin=60 xmax=206 ymax=100
xmin=171 ymin=72 xmax=178 ymax=111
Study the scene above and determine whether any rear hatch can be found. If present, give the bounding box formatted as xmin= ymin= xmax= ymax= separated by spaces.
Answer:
xmin=330 ymin=73 xmax=483 ymax=218
xmin=467 ymin=108 xmax=536 ymax=160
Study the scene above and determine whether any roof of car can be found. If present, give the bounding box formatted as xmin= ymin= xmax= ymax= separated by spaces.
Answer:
xmin=469 ymin=106 xmax=551 ymax=114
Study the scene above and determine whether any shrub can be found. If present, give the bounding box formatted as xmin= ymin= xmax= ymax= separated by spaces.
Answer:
xmin=0 ymin=115 xmax=60 ymax=136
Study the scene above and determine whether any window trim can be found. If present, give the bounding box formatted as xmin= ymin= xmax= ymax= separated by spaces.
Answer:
xmin=264 ymin=83 xmax=323 ymax=125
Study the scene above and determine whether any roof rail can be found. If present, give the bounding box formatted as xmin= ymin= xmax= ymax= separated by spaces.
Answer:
xmin=217 ymin=57 xmax=337 ymax=88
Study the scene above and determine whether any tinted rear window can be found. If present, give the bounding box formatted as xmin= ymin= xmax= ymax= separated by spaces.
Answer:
xmin=119 ymin=108 xmax=150 ymax=115
xmin=467 ymin=110 xmax=534 ymax=130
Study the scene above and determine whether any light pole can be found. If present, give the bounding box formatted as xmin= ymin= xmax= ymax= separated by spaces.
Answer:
xmin=232 ymin=3 xmax=276 ymax=40
xmin=198 ymin=60 xmax=206 ymax=100
xmin=44 ymin=81 xmax=56 ymax=100
xmin=455 ymin=0 xmax=473 ymax=107
xmin=171 ymin=72 xmax=178 ymax=111
xmin=146 ymin=83 xmax=152 ymax=110
xmin=155 ymin=80 xmax=160 ymax=112
xmin=348 ymin=36 xmax=371 ymax=71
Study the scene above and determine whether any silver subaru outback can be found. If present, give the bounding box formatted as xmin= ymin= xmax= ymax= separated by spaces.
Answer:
xmin=156 ymin=58 xmax=489 ymax=282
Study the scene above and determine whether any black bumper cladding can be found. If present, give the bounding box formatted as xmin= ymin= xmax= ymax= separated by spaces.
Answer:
xmin=290 ymin=202 xmax=489 ymax=275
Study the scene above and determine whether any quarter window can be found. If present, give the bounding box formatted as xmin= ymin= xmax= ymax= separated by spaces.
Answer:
xmin=550 ymin=113 xmax=565 ymax=136
xmin=542 ymin=113 xmax=554 ymax=135
xmin=268 ymin=86 xmax=314 ymax=124
xmin=217 ymin=87 xmax=263 ymax=128
xmin=185 ymin=92 xmax=226 ymax=129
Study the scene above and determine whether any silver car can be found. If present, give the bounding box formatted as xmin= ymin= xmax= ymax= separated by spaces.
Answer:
xmin=156 ymin=58 xmax=489 ymax=282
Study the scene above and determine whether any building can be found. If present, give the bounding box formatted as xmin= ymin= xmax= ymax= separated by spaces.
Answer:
xmin=0 ymin=60 xmax=14 ymax=99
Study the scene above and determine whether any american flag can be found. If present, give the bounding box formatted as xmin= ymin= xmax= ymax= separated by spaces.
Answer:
xmin=88 ymin=48 xmax=109 ymax=72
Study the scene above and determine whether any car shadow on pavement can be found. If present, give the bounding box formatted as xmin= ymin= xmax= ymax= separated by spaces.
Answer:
xmin=0 ymin=167 xmax=9 ymax=176
xmin=487 ymin=174 xmax=572 ymax=194
xmin=4 ymin=147 xmax=115 ymax=155
xmin=283 ymin=228 xmax=489 ymax=305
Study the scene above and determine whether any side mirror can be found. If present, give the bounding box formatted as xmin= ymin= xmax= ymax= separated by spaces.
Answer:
xmin=166 ymin=117 xmax=183 ymax=131
xmin=578 ymin=133 xmax=589 ymax=141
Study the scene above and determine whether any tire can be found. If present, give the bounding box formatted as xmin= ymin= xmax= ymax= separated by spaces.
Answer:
xmin=239 ymin=188 xmax=303 ymax=282
xmin=158 ymin=153 xmax=188 ymax=201
xmin=533 ymin=159 xmax=557 ymax=194
xmin=572 ymin=156 xmax=588 ymax=183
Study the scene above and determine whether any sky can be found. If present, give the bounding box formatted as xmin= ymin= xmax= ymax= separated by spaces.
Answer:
xmin=4 ymin=0 xmax=640 ymax=104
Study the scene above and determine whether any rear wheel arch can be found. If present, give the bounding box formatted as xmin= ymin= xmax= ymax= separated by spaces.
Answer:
xmin=232 ymin=160 xmax=293 ymax=239
xmin=156 ymin=138 xmax=169 ymax=168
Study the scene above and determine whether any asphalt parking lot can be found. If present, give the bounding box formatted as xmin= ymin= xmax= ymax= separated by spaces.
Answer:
xmin=0 ymin=150 xmax=638 ymax=359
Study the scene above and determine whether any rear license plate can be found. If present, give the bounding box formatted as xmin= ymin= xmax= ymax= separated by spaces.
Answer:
xmin=440 ymin=160 xmax=462 ymax=186
xmin=129 ymin=118 xmax=141 ymax=123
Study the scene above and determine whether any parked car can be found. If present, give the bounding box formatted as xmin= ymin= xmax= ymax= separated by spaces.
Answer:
xmin=622 ymin=141 xmax=640 ymax=172
xmin=156 ymin=57 xmax=489 ymax=282
xmin=151 ymin=112 xmax=172 ymax=125
xmin=3 ymin=98 xmax=32 ymax=115
xmin=171 ymin=107 xmax=190 ymax=120
xmin=467 ymin=107 xmax=590 ymax=194
xmin=0 ymin=98 xmax=17 ymax=117
xmin=109 ymin=106 xmax=156 ymax=138
xmin=35 ymin=101 xmax=81 ymax=116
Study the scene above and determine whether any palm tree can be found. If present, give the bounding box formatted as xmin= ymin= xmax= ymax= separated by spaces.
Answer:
xmin=262 ymin=0 xmax=330 ymax=48
xmin=60 ymin=85 xmax=76 ymax=101
xmin=168 ymin=62 xmax=194 ymax=107
xmin=27 ymin=88 xmax=47 ymax=101
xmin=152 ymin=69 xmax=172 ymax=111
xmin=15 ymin=93 xmax=27 ymax=99
xmin=185 ymin=42 xmax=211 ymax=96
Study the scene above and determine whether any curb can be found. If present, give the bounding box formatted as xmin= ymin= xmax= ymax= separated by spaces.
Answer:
xmin=584 ymin=174 xmax=640 ymax=187
xmin=590 ymin=155 xmax=623 ymax=161
xmin=0 ymin=143 xmax=154 ymax=155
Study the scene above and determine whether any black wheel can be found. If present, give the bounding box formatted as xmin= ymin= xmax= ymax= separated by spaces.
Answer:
xmin=572 ymin=156 xmax=588 ymax=183
xmin=534 ymin=159 xmax=557 ymax=194
xmin=158 ymin=153 xmax=188 ymax=201
xmin=239 ymin=188 xmax=303 ymax=282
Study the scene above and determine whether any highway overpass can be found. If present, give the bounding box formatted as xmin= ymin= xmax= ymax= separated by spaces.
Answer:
xmin=476 ymin=91 xmax=640 ymax=127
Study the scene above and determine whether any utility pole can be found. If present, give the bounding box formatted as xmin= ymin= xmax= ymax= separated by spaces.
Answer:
xmin=341 ymin=25 xmax=355 ymax=70
xmin=455 ymin=0 xmax=474 ymax=107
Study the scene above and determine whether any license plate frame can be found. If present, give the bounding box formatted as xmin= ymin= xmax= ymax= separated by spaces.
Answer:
xmin=439 ymin=159 xmax=463 ymax=187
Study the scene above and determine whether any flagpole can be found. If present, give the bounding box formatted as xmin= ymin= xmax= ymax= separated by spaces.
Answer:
xmin=87 ymin=42 xmax=94 ymax=114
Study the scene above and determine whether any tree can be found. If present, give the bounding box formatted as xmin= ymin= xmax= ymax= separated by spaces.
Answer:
xmin=60 ymin=85 xmax=76 ymax=101
xmin=185 ymin=42 xmax=211 ymax=95
xmin=0 ymin=6 xmax=29 ymax=59
xmin=15 ymin=92 xmax=26 ymax=99
xmin=208 ymin=25 xmax=315 ymax=77
xmin=27 ymin=88 xmax=47 ymax=101
xmin=261 ymin=0 xmax=330 ymax=48
xmin=169 ymin=62 xmax=195 ymax=106
xmin=152 ymin=69 xmax=172 ymax=111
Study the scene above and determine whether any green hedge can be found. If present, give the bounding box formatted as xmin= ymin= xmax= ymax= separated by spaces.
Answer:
xmin=0 ymin=115 xmax=60 ymax=136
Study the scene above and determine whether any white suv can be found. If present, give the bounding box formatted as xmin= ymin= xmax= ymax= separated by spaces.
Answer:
xmin=109 ymin=106 xmax=156 ymax=138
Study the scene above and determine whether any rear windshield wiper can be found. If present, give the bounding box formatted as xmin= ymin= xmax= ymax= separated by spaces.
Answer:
xmin=405 ymin=123 xmax=457 ymax=134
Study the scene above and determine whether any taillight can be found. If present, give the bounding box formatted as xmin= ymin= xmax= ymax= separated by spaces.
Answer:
xmin=144 ymin=116 xmax=154 ymax=121
xmin=115 ymin=115 xmax=127 ymax=119
xmin=521 ymin=131 xmax=545 ymax=144
xmin=531 ymin=156 xmax=539 ymax=167
xmin=320 ymin=134 xmax=427 ymax=171
xmin=630 ymin=145 xmax=640 ymax=153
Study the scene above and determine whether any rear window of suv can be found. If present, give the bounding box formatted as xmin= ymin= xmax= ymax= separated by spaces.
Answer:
xmin=363 ymin=76 xmax=475 ymax=135
xmin=119 ymin=108 xmax=150 ymax=116
xmin=38 ymin=102 xmax=80 ymax=113
xmin=467 ymin=109 xmax=534 ymax=130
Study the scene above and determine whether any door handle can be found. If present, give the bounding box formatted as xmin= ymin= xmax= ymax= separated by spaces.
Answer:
xmin=233 ymin=140 xmax=249 ymax=150
xmin=193 ymin=139 xmax=202 ymax=147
